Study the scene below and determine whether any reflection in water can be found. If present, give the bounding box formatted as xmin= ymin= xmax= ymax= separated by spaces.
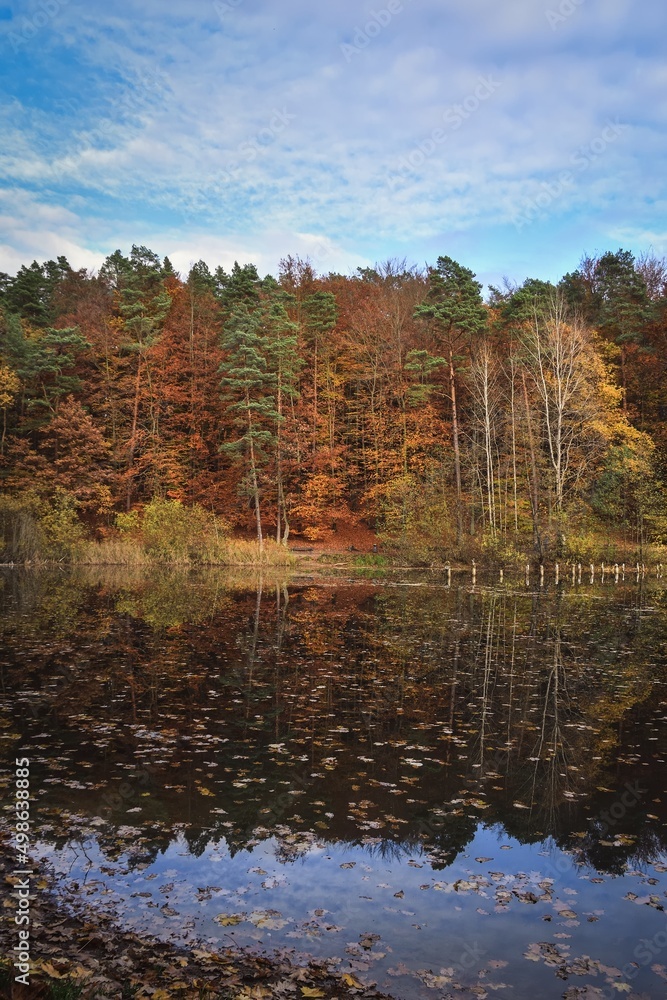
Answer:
xmin=1 ymin=569 xmax=667 ymax=998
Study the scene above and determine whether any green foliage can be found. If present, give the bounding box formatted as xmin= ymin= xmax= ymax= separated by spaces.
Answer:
xmin=115 ymin=509 xmax=141 ymax=534
xmin=375 ymin=472 xmax=453 ymax=559
xmin=0 ymin=494 xmax=40 ymax=561
xmin=479 ymin=533 xmax=525 ymax=568
xmin=120 ymin=983 xmax=141 ymax=1000
xmin=353 ymin=553 xmax=388 ymax=567
xmin=48 ymin=981 xmax=85 ymax=1000
xmin=594 ymin=249 xmax=648 ymax=346
xmin=220 ymin=304 xmax=281 ymax=455
xmin=2 ymin=324 xmax=91 ymax=424
xmin=4 ymin=255 xmax=73 ymax=327
xmin=404 ymin=349 xmax=447 ymax=404
xmin=498 ymin=277 xmax=557 ymax=332
xmin=415 ymin=255 xmax=487 ymax=342
xmin=560 ymin=525 xmax=619 ymax=563
xmin=591 ymin=426 xmax=667 ymax=542
xmin=0 ymin=489 xmax=84 ymax=562
xmin=214 ymin=260 xmax=262 ymax=312
xmin=302 ymin=290 xmax=337 ymax=337
xmin=141 ymin=498 xmax=222 ymax=560
xmin=38 ymin=490 xmax=85 ymax=559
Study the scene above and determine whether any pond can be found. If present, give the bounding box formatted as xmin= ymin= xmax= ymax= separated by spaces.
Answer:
xmin=2 ymin=566 xmax=667 ymax=999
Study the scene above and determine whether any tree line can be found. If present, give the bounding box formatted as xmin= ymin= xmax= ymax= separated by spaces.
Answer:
xmin=1 ymin=244 xmax=666 ymax=561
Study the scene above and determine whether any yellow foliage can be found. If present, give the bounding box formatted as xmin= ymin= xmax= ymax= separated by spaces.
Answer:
xmin=0 ymin=364 xmax=20 ymax=409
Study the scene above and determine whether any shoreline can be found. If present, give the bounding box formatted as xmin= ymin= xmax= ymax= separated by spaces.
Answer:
xmin=0 ymin=832 xmax=393 ymax=1000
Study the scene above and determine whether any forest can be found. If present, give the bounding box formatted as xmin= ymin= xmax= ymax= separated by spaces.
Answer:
xmin=0 ymin=245 xmax=666 ymax=565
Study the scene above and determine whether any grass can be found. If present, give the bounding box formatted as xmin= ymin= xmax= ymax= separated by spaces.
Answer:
xmin=353 ymin=553 xmax=389 ymax=568
xmin=48 ymin=982 xmax=85 ymax=1000
xmin=74 ymin=537 xmax=296 ymax=567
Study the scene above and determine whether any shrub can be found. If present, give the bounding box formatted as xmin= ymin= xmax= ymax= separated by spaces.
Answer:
xmin=38 ymin=490 xmax=85 ymax=560
xmin=115 ymin=509 xmax=141 ymax=535
xmin=141 ymin=499 xmax=221 ymax=561
xmin=0 ymin=489 xmax=84 ymax=562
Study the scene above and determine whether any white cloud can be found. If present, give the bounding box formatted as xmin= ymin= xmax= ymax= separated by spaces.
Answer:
xmin=0 ymin=0 xmax=664 ymax=279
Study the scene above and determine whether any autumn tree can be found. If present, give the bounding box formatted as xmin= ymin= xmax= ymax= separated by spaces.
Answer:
xmin=415 ymin=256 xmax=488 ymax=543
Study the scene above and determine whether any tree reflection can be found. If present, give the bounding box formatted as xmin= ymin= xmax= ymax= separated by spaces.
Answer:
xmin=1 ymin=567 xmax=667 ymax=876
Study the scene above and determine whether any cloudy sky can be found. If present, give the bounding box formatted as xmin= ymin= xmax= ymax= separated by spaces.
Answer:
xmin=0 ymin=0 xmax=665 ymax=290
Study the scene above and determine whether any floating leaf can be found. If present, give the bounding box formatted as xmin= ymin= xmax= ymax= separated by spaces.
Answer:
xmin=214 ymin=912 xmax=245 ymax=925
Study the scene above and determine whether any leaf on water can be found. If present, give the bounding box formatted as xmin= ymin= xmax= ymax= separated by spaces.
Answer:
xmin=214 ymin=912 xmax=245 ymax=925
xmin=250 ymin=908 xmax=289 ymax=929
xmin=387 ymin=963 xmax=412 ymax=976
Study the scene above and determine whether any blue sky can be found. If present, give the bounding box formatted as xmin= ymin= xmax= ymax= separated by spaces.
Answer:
xmin=0 ymin=0 xmax=665 ymax=291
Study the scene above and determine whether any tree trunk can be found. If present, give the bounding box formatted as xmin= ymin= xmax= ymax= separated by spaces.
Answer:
xmin=246 ymin=396 xmax=263 ymax=550
xmin=521 ymin=370 xmax=542 ymax=557
xmin=449 ymin=347 xmax=463 ymax=544
xmin=126 ymin=355 xmax=142 ymax=511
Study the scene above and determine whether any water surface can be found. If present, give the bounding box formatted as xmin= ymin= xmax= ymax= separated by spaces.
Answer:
xmin=2 ymin=567 xmax=667 ymax=998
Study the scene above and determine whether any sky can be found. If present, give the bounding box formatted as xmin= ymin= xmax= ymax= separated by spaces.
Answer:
xmin=0 ymin=0 xmax=665 ymax=292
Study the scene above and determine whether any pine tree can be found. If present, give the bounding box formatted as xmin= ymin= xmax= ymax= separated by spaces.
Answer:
xmin=220 ymin=303 xmax=279 ymax=548
xmin=415 ymin=256 xmax=487 ymax=542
